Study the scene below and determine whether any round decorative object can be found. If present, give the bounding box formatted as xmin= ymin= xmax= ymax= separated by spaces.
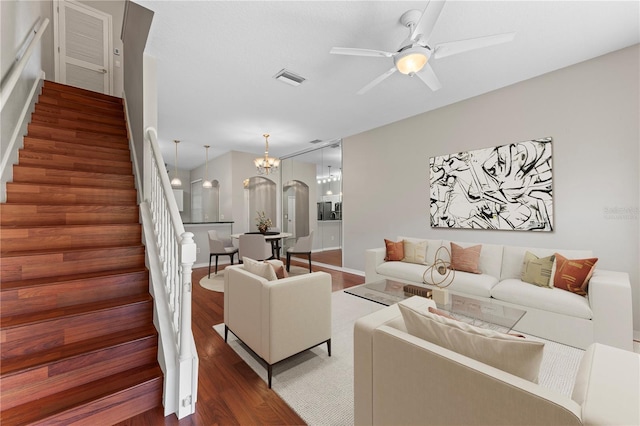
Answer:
xmin=422 ymin=246 xmax=455 ymax=288
xmin=258 ymin=226 xmax=269 ymax=234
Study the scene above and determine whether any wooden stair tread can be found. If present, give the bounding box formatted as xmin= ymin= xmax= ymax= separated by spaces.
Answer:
xmin=23 ymin=136 xmax=131 ymax=157
xmin=0 ymin=244 xmax=145 ymax=258
xmin=39 ymin=88 xmax=124 ymax=112
xmin=0 ymin=293 xmax=152 ymax=329
xmin=36 ymin=95 xmax=124 ymax=118
xmin=43 ymin=80 xmax=123 ymax=104
xmin=27 ymin=122 xmax=129 ymax=144
xmin=34 ymin=103 xmax=126 ymax=126
xmin=23 ymin=135 xmax=129 ymax=153
xmin=0 ymin=325 xmax=157 ymax=376
xmin=31 ymin=115 xmax=127 ymax=136
xmin=0 ymin=266 xmax=147 ymax=291
xmin=0 ymin=364 xmax=162 ymax=426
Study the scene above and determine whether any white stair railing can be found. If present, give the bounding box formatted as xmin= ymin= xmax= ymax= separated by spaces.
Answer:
xmin=140 ymin=126 xmax=198 ymax=419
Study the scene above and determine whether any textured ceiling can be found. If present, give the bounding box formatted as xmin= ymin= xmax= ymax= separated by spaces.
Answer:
xmin=137 ymin=1 xmax=639 ymax=170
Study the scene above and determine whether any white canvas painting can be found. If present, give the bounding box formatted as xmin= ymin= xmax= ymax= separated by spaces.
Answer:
xmin=430 ymin=138 xmax=553 ymax=231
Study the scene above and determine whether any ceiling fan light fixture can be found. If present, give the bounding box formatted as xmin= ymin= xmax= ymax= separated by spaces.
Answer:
xmin=395 ymin=47 xmax=428 ymax=75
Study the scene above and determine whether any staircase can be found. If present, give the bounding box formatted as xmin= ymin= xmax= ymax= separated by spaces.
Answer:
xmin=0 ymin=81 xmax=163 ymax=425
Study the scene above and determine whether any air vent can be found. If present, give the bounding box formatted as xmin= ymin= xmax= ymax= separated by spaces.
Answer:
xmin=309 ymin=139 xmax=323 ymax=144
xmin=274 ymin=69 xmax=306 ymax=86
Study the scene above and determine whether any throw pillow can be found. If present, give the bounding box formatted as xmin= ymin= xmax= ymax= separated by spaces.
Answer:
xmin=243 ymin=257 xmax=278 ymax=281
xmin=521 ymin=251 xmax=555 ymax=288
xmin=384 ymin=239 xmax=404 ymax=261
xmin=402 ymin=239 xmax=428 ymax=264
xmin=450 ymin=243 xmax=482 ymax=274
xmin=399 ymin=298 xmax=544 ymax=382
xmin=553 ymin=253 xmax=598 ymax=296
xmin=265 ymin=259 xmax=288 ymax=279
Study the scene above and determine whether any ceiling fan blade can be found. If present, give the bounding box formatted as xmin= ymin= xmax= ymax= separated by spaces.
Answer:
xmin=411 ymin=0 xmax=447 ymax=44
xmin=433 ymin=32 xmax=515 ymax=59
xmin=357 ymin=66 xmax=397 ymax=95
xmin=416 ymin=63 xmax=442 ymax=91
xmin=330 ymin=47 xmax=394 ymax=58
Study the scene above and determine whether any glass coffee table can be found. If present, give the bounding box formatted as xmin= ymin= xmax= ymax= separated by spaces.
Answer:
xmin=345 ymin=279 xmax=526 ymax=333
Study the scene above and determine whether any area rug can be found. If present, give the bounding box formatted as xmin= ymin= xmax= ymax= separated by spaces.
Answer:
xmin=199 ymin=274 xmax=224 ymax=292
xmin=213 ymin=291 xmax=584 ymax=426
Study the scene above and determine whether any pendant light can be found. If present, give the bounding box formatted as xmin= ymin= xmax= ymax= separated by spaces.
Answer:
xmin=170 ymin=140 xmax=182 ymax=188
xmin=202 ymin=145 xmax=213 ymax=188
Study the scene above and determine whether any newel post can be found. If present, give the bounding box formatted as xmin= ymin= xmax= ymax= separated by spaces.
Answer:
xmin=177 ymin=231 xmax=197 ymax=417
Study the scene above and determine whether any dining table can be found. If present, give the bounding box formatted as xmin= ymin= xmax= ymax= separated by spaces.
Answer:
xmin=230 ymin=231 xmax=293 ymax=260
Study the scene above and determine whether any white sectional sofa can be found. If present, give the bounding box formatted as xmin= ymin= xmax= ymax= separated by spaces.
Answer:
xmin=365 ymin=238 xmax=633 ymax=350
xmin=354 ymin=296 xmax=640 ymax=426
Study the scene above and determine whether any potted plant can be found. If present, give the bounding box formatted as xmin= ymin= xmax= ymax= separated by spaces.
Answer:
xmin=256 ymin=211 xmax=273 ymax=234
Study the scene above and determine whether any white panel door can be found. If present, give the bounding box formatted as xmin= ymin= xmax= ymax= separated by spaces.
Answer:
xmin=58 ymin=0 xmax=112 ymax=94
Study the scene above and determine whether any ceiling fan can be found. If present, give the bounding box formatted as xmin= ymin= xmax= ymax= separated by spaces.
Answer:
xmin=330 ymin=1 xmax=515 ymax=94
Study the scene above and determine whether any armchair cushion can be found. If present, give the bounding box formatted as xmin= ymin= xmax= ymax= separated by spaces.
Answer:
xmin=243 ymin=257 xmax=278 ymax=281
xmin=398 ymin=296 xmax=544 ymax=382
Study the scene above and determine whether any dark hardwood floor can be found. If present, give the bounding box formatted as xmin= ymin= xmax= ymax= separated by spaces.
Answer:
xmin=117 ymin=260 xmax=364 ymax=425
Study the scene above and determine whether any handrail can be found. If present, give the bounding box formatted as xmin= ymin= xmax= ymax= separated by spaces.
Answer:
xmin=143 ymin=126 xmax=198 ymax=418
xmin=0 ymin=18 xmax=49 ymax=110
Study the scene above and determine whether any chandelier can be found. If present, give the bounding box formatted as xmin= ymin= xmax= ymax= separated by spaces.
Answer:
xmin=170 ymin=140 xmax=182 ymax=188
xmin=254 ymin=133 xmax=280 ymax=175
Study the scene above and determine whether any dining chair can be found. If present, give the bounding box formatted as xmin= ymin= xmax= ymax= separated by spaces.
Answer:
xmin=239 ymin=234 xmax=273 ymax=262
xmin=286 ymin=230 xmax=314 ymax=273
xmin=208 ymin=230 xmax=239 ymax=278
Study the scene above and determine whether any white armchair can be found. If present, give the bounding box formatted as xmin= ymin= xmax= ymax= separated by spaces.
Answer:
xmin=223 ymin=263 xmax=332 ymax=387
xmin=286 ymin=230 xmax=314 ymax=272
xmin=238 ymin=234 xmax=272 ymax=261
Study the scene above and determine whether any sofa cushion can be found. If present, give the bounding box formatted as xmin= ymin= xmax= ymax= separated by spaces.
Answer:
xmin=491 ymin=278 xmax=593 ymax=319
xmin=384 ymin=239 xmax=404 ymax=261
xmin=243 ymin=257 xmax=278 ymax=281
xmin=442 ymin=241 xmax=503 ymax=279
xmin=423 ymin=269 xmax=498 ymax=298
xmin=377 ymin=261 xmax=428 ymax=284
xmin=402 ymin=239 xmax=428 ymax=264
xmin=265 ymin=259 xmax=288 ymax=279
xmin=553 ymin=254 xmax=598 ymax=296
xmin=501 ymin=245 xmax=594 ymax=281
xmin=521 ymin=252 xmax=555 ymax=288
xmin=399 ymin=297 xmax=545 ymax=382
xmin=450 ymin=243 xmax=482 ymax=274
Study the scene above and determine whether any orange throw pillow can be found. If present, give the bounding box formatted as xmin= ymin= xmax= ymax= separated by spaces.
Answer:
xmin=384 ymin=239 xmax=404 ymax=261
xmin=553 ymin=253 xmax=598 ymax=296
xmin=450 ymin=243 xmax=482 ymax=274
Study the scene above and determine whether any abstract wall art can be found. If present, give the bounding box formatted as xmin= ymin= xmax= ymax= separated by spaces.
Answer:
xmin=430 ymin=137 xmax=553 ymax=231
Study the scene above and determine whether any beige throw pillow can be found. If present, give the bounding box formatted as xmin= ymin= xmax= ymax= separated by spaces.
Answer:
xmin=521 ymin=252 xmax=555 ymax=288
xmin=402 ymin=239 xmax=428 ymax=264
xmin=243 ymin=257 xmax=278 ymax=281
xmin=399 ymin=298 xmax=544 ymax=382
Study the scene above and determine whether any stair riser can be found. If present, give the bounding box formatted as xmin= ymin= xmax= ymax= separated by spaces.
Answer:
xmin=43 ymin=80 xmax=122 ymax=104
xmin=32 ymin=375 xmax=163 ymax=426
xmin=23 ymin=137 xmax=130 ymax=159
xmin=0 ymin=271 xmax=149 ymax=317
xmin=37 ymin=95 xmax=124 ymax=118
xmin=5 ymin=183 xmax=137 ymax=205
xmin=34 ymin=104 xmax=125 ymax=127
xmin=39 ymin=88 xmax=123 ymax=112
xmin=0 ymin=337 xmax=157 ymax=411
xmin=11 ymin=166 xmax=134 ymax=191
xmin=18 ymin=150 xmax=132 ymax=174
xmin=0 ymin=247 xmax=146 ymax=282
xmin=31 ymin=115 xmax=127 ymax=137
xmin=27 ymin=124 xmax=129 ymax=147
xmin=0 ymin=204 xmax=139 ymax=226
xmin=0 ymin=225 xmax=142 ymax=252
xmin=0 ymin=301 xmax=153 ymax=359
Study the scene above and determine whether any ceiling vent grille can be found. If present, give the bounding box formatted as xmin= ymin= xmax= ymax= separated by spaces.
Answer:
xmin=309 ymin=139 xmax=323 ymax=144
xmin=274 ymin=69 xmax=306 ymax=86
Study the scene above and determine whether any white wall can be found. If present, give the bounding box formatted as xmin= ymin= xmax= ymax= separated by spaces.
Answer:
xmin=343 ymin=45 xmax=640 ymax=330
